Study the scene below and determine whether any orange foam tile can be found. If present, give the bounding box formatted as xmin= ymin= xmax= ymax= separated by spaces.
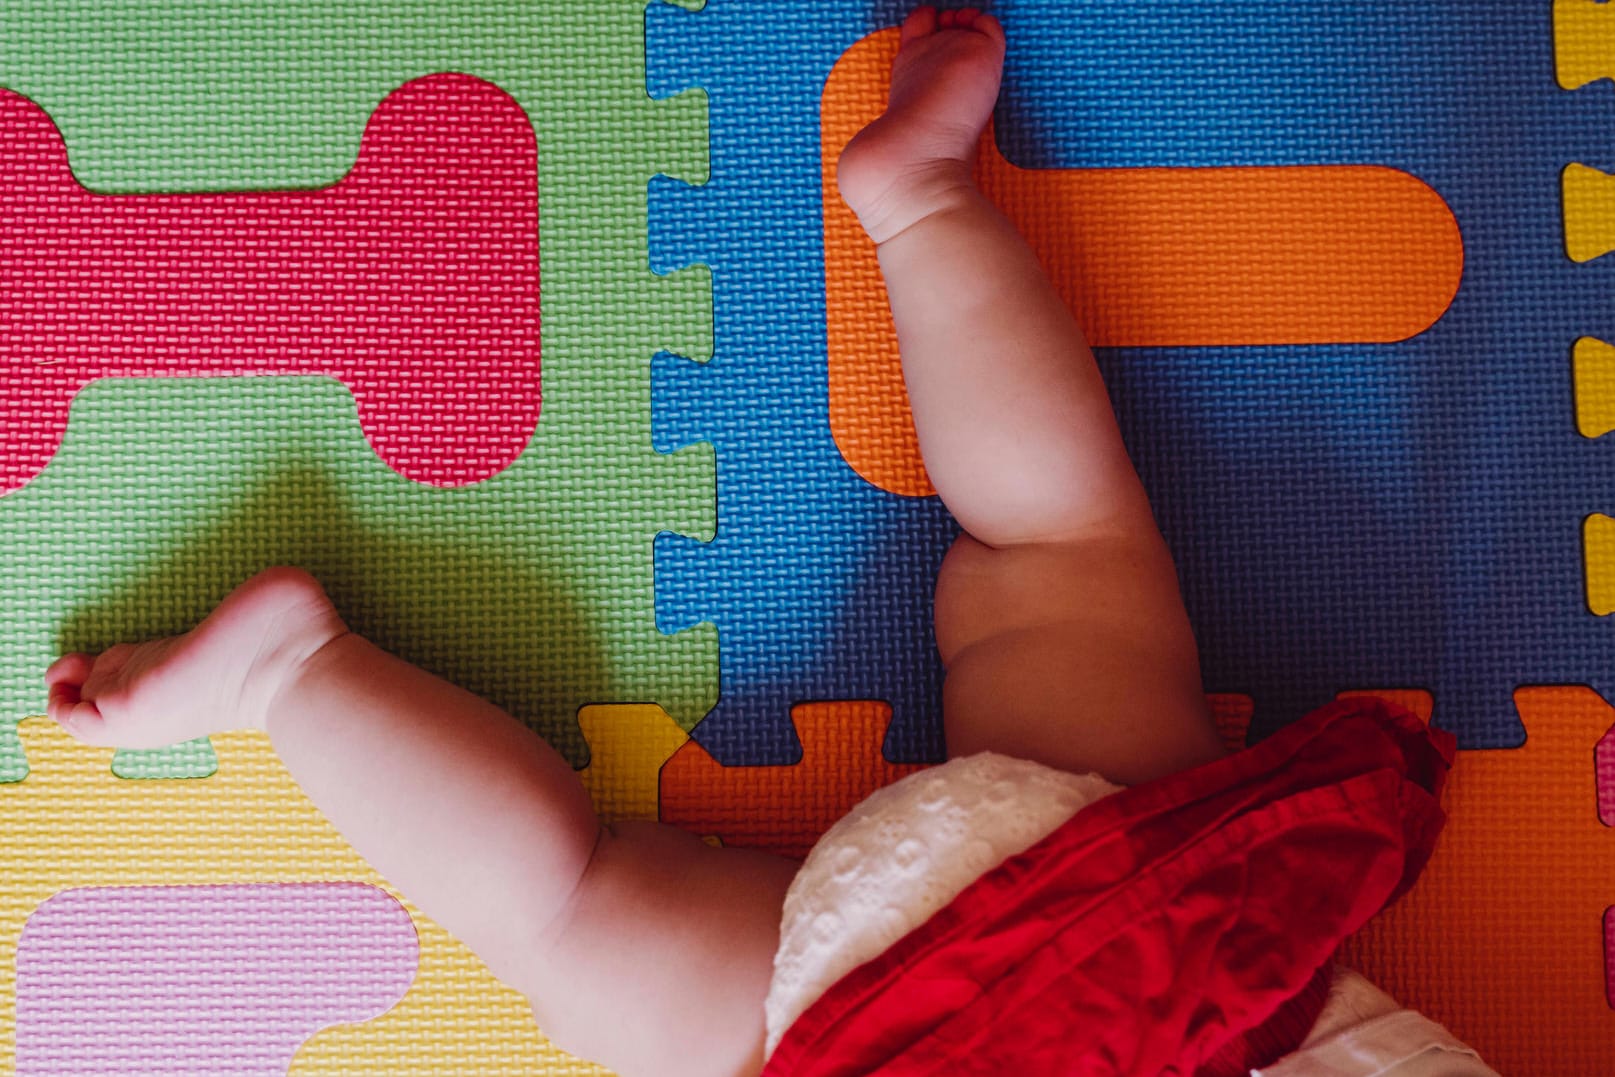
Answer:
xmin=659 ymin=702 xmax=927 ymax=859
xmin=822 ymin=30 xmax=1464 ymax=496
xmin=1342 ymin=686 xmax=1615 ymax=1074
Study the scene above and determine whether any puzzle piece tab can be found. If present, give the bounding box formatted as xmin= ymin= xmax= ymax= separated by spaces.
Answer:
xmin=1555 ymin=0 xmax=1615 ymax=91
xmin=1573 ymin=337 xmax=1615 ymax=438
xmin=17 ymin=883 xmax=416 ymax=1076
xmin=577 ymin=704 xmax=688 ymax=824
xmin=660 ymin=702 xmax=927 ymax=858
xmin=1562 ymin=163 xmax=1615 ymax=263
xmin=1583 ymin=513 xmax=1615 ymax=616
xmin=0 ymin=72 xmax=540 ymax=490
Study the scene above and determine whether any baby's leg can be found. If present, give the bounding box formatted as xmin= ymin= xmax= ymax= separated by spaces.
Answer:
xmin=46 ymin=567 xmax=796 ymax=1077
xmin=838 ymin=7 xmax=1225 ymax=783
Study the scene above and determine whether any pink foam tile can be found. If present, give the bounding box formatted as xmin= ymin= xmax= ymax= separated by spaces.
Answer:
xmin=17 ymin=882 xmax=418 ymax=1075
xmin=0 ymin=72 xmax=539 ymax=490
xmin=1599 ymin=723 xmax=1615 ymax=827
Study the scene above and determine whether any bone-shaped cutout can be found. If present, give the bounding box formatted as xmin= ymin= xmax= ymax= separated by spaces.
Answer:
xmin=822 ymin=29 xmax=1464 ymax=497
xmin=16 ymin=883 xmax=417 ymax=1075
xmin=0 ymin=72 xmax=540 ymax=492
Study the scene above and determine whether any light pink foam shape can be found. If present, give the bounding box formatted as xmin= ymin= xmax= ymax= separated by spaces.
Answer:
xmin=17 ymin=883 xmax=418 ymax=1075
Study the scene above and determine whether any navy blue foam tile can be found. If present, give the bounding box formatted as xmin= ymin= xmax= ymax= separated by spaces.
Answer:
xmin=649 ymin=0 xmax=1615 ymax=756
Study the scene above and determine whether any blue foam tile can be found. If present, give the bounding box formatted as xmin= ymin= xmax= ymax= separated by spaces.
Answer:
xmin=649 ymin=0 xmax=1615 ymax=756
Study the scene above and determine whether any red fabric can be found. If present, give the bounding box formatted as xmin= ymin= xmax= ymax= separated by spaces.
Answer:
xmin=761 ymin=697 xmax=1455 ymax=1077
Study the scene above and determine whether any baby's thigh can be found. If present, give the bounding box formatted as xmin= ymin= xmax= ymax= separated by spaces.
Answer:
xmin=528 ymin=820 xmax=799 ymax=1077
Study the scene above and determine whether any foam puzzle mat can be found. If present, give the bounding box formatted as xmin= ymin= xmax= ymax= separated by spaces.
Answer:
xmin=1 ymin=0 xmax=1612 ymax=1072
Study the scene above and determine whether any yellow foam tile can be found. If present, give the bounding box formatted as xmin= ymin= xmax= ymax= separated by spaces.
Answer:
xmin=1 ymin=715 xmax=612 ymax=1077
xmin=1584 ymin=514 xmax=1615 ymax=616
xmin=1562 ymin=163 xmax=1615 ymax=263
xmin=576 ymin=703 xmax=689 ymax=824
xmin=1555 ymin=0 xmax=1615 ymax=91
xmin=1573 ymin=336 xmax=1615 ymax=438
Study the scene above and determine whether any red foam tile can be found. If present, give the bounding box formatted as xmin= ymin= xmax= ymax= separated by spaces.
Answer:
xmin=0 ymin=72 xmax=539 ymax=490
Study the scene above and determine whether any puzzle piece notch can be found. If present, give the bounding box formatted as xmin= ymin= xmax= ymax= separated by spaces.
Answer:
xmin=660 ymin=701 xmax=927 ymax=858
xmin=652 ymin=529 xmax=715 ymax=634
xmin=1343 ymin=686 xmax=1615 ymax=1071
xmin=650 ymin=265 xmax=717 ymax=365
xmin=1608 ymin=906 xmax=1615 ymax=1009
xmin=1600 ymin=721 xmax=1615 ymax=828
xmin=647 ymin=172 xmax=713 ymax=278
xmin=1555 ymin=0 xmax=1615 ymax=91
xmin=0 ymin=73 xmax=540 ymax=493
xmin=16 ymin=883 xmax=416 ymax=1076
xmin=1200 ymin=691 xmax=1433 ymax=756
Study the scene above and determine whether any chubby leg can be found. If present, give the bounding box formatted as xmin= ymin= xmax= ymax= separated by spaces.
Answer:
xmin=46 ymin=567 xmax=795 ymax=1077
xmin=837 ymin=7 xmax=1224 ymax=783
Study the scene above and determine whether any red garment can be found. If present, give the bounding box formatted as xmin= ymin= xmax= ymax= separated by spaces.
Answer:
xmin=761 ymin=697 xmax=1455 ymax=1077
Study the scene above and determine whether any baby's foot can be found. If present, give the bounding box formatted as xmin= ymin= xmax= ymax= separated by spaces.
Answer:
xmin=45 ymin=566 xmax=348 ymax=748
xmin=836 ymin=6 xmax=1007 ymax=244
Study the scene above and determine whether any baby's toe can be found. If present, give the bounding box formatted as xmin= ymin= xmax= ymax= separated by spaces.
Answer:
xmin=44 ymin=652 xmax=92 ymax=689
xmin=48 ymin=681 xmax=108 ymax=742
xmin=901 ymin=5 xmax=939 ymax=43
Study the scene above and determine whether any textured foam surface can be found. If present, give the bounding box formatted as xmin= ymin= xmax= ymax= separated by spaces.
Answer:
xmin=661 ymin=702 xmax=926 ymax=858
xmin=822 ymin=30 xmax=1463 ymax=496
xmin=0 ymin=0 xmax=707 ymax=1073
xmin=1 ymin=1 xmax=1612 ymax=1073
xmin=17 ymin=884 xmax=417 ymax=1076
xmin=2 ymin=717 xmax=611 ymax=1076
xmin=0 ymin=73 xmax=541 ymax=490
xmin=1341 ymin=688 xmax=1615 ymax=1073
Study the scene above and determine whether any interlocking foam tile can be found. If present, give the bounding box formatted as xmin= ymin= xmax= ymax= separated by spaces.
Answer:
xmin=17 ymin=884 xmax=416 ymax=1076
xmin=649 ymin=2 xmax=1615 ymax=1068
xmin=2 ymin=717 xmax=609 ymax=1076
xmin=0 ymin=377 xmax=710 ymax=782
xmin=823 ymin=30 xmax=1464 ymax=495
xmin=1573 ymin=336 xmax=1615 ymax=438
xmin=0 ymin=1 xmax=708 ymax=1073
xmin=660 ymin=701 xmax=926 ymax=858
xmin=648 ymin=1 xmax=956 ymax=768
xmin=1556 ymin=0 xmax=1615 ymax=90
xmin=577 ymin=704 xmax=688 ymax=824
xmin=651 ymin=0 xmax=1615 ymax=760
xmin=0 ymin=0 xmax=716 ymax=752
xmin=1342 ymin=688 xmax=1615 ymax=1073
xmin=0 ymin=73 xmax=541 ymax=491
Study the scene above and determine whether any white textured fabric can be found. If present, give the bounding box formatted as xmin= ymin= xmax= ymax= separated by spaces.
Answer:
xmin=762 ymin=751 xmax=1122 ymax=1056
xmin=1256 ymin=966 xmax=1499 ymax=1076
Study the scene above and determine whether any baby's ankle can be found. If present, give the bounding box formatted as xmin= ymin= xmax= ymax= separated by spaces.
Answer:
xmin=839 ymin=156 xmax=979 ymax=246
xmin=214 ymin=567 xmax=350 ymax=736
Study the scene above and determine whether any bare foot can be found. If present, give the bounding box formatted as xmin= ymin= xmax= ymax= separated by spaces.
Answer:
xmin=45 ymin=566 xmax=349 ymax=748
xmin=836 ymin=5 xmax=1007 ymax=244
